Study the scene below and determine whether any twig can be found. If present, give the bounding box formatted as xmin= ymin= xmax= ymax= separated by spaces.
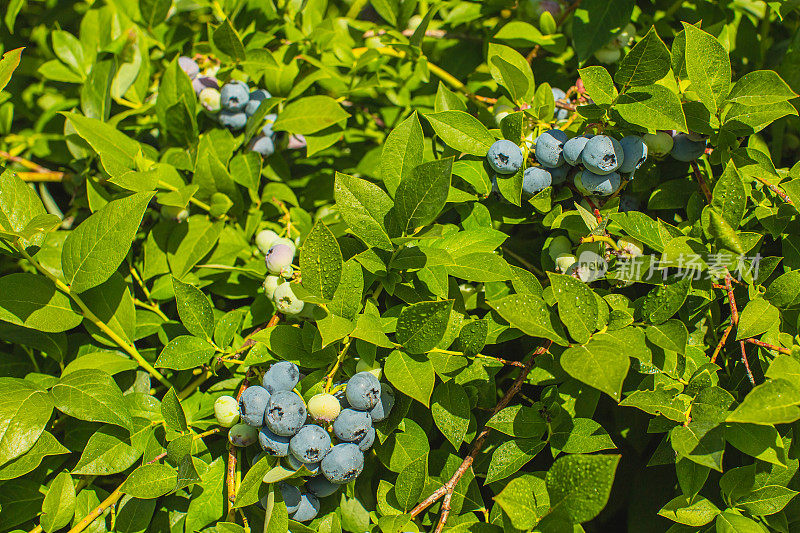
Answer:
xmin=690 ymin=161 xmax=713 ymax=203
xmin=752 ymin=174 xmax=794 ymax=205
xmin=710 ymin=323 xmax=733 ymax=364
xmin=745 ymin=338 xmax=792 ymax=355
xmin=409 ymin=342 xmax=551 ymax=529
xmin=725 ymin=274 xmax=755 ymax=385
xmin=501 ymin=246 xmax=545 ymax=276
xmin=362 ymin=28 xmax=480 ymax=41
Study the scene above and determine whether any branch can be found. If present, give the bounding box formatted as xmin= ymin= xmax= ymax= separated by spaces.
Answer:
xmin=725 ymin=274 xmax=755 ymax=384
xmin=690 ymin=161 xmax=713 ymax=203
xmin=752 ymin=174 xmax=794 ymax=205
xmin=409 ymin=342 xmax=551 ymax=528
xmin=745 ymin=338 xmax=792 ymax=355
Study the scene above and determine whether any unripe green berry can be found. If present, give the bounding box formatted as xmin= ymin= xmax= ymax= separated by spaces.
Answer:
xmin=555 ymin=253 xmax=577 ymax=273
xmin=307 ymin=393 xmax=341 ymax=422
xmin=214 ymin=395 xmax=240 ymax=427
xmin=161 ymin=205 xmax=189 ymax=222
xmin=548 ymin=235 xmax=573 ymax=261
xmin=229 ymin=423 xmax=259 ymax=447
xmin=617 ymin=237 xmax=644 ymax=258
xmin=255 ymin=230 xmax=280 ymax=255
xmin=643 ymin=132 xmax=674 ymax=157
xmin=263 ymin=275 xmax=280 ymax=299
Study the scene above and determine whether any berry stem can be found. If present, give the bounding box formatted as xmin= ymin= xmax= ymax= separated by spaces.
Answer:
xmin=324 ymin=338 xmax=353 ymax=393
xmin=689 ymin=160 xmax=713 ymax=203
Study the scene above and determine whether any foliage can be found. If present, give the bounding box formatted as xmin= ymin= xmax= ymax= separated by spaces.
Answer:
xmin=1 ymin=0 xmax=800 ymax=532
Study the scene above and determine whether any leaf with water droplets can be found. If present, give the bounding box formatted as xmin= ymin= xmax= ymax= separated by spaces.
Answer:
xmin=172 ymin=277 xmax=215 ymax=341
xmin=395 ymin=300 xmax=453 ymax=354
xmin=300 ymin=220 xmax=343 ymax=301
xmin=560 ymin=333 xmax=630 ymax=401
xmin=548 ymin=273 xmax=598 ymax=344
xmin=545 ymin=453 xmax=621 ymax=523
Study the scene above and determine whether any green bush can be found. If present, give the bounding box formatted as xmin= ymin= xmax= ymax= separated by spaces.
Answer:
xmin=1 ymin=1 xmax=800 ymax=531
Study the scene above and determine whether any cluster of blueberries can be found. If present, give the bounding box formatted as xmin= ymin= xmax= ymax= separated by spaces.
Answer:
xmin=178 ymin=56 xmax=305 ymax=157
xmin=486 ymin=125 xmax=706 ymax=199
xmin=254 ymin=229 xmax=306 ymax=316
xmin=213 ymin=362 xmax=394 ymax=522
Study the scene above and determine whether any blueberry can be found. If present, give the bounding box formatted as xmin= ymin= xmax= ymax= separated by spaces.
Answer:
xmin=265 ymin=243 xmax=294 ymax=275
xmin=321 ymin=443 xmax=364 ymax=484
xmin=245 ymin=89 xmax=272 ymax=116
xmin=273 ymin=282 xmax=304 ymax=315
xmin=199 ymin=88 xmax=221 ymax=113
xmin=487 ymin=139 xmax=524 ymax=175
xmin=220 ymin=81 xmax=250 ymax=111
xmin=333 ymin=408 xmax=372 ymax=442
xmin=555 ymin=253 xmax=577 ymax=273
xmin=261 ymin=114 xmax=279 ymax=137
xmin=258 ymin=426 xmax=291 ymax=456
xmin=308 ymin=393 xmax=342 ymax=422
xmin=550 ymin=164 xmax=569 ymax=185
xmin=264 ymin=391 xmax=307 ymax=436
xmin=563 ymin=135 xmax=591 ymax=166
xmin=357 ymin=426 xmax=376 ymax=452
xmin=547 ymin=235 xmax=573 ymax=261
xmin=262 ymin=361 xmax=300 ymax=394
xmin=369 ymin=384 xmax=395 ymax=423
xmin=255 ymin=229 xmax=279 ymax=254
xmin=238 ymin=386 xmax=271 ymax=426
xmin=178 ymin=56 xmax=199 ymax=79
xmin=522 ymin=167 xmax=552 ymax=196
xmin=214 ymin=395 xmax=240 ymax=427
xmin=618 ymin=136 xmax=648 ymax=174
xmin=670 ymin=133 xmax=706 ymax=162
xmin=287 ymin=134 xmax=307 ymax=150
xmin=193 ymin=76 xmax=219 ymax=95
xmin=581 ymin=135 xmax=624 ymax=175
xmin=218 ymin=110 xmax=247 ymax=131
xmin=246 ymin=134 xmax=274 ymax=157
xmin=262 ymin=275 xmax=280 ymax=299
xmin=306 ymin=475 xmax=341 ymax=497
xmin=229 ymin=424 xmax=259 ymax=447
xmin=271 ymin=236 xmax=297 ymax=256
xmin=576 ymin=169 xmax=621 ymax=197
xmin=643 ymin=131 xmax=674 ymax=157
xmin=535 ymin=129 xmax=568 ymax=168
xmin=619 ymin=195 xmax=640 ymax=212
xmin=291 ymin=493 xmax=320 ymax=522
xmin=345 ymin=372 xmax=382 ymax=410
xmin=551 ymin=87 xmax=569 ymax=120
xmin=290 ymin=424 xmax=332 ymax=464
xmin=280 ymin=482 xmax=302 ymax=513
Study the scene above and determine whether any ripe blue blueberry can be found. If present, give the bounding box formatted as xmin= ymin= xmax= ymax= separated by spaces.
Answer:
xmin=249 ymin=135 xmax=275 ymax=157
xmin=279 ymin=482 xmax=301 ymax=513
xmin=345 ymin=372 xmax=382 ymax=410
xmin=551 ymin=87 xmax=569 ymax=120
xmin=563 ymin=135 xmax=591 ymax=166
xmin=369 ymin=384 xmax=395 ymax=423
xmin=220 ymin=81 xmax=250 ymax=111
xmin=333 ymin=408 xmax=372 ymax=442
xmin=258 ymin=426 xmax=291 ymax=456
xmin=670 ymin=133 xmax=706 ymax=162
xmin=264 ymin=391 xmax=307 ymax=436
xmin=306 ymin=475 xmax=340 ymax=497
xmin=535 ymin=129 xmax=568 ymax=168
xmin=238 ymin=386 xmax=270 ymax=426
xmin=618 ymin=136 xmax=648 ymax=173
xmin=218 ymin=110 xmax=247 ymax=131
xmin=550 ymin=164 xmax=569 ymax=185
xmin=289 ymin=424 xmax=332 ymax=464
xmin=265 ymin=243 xmax=294 ymax=274
xmin=192 ymin=76 xmax=218 ymax=95
xmin=321 ymin=443 xmax=364 ymax=484
xmin=261 ymin=114 xmax=278 ymax=137
xmin=487 ymin=139 xmax=524 ymax=175
xmin=357 ymin=426 xmax=376 ymax=452
xmin=576 ymin=169 xmax=621 ymax=197
xmin=178 ymin=56 xmax=199 ymax=79
xmin=245 ymin=89 xmax=271 ymax=116
xmin=581 ymin=135 xmax=624 ymax=175
xmin=292 ymin=493 xmax=320 ymax=522
xmin=262 ymin=361 xmax=300 ymax=394
xmin=273 ymin=282 xmax=305 ymax=315
xmin=522 ymin=167 xmax=552 ymax=196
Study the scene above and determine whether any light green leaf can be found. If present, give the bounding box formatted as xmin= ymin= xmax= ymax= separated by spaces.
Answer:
xmin=172 ymin=277 xmax=215 ymax=341
xmin=393 ymin=158 xmax=452 ymax=235
xmin=300 ymin=220 xmax=343 ymax=301
xmin=572 ymin=0 xmax=635 ymax=61
xmin=545 ymin=454 xmax=621 ymax=523
xmin=614 ymin=83 xmax=688 ymax=132
xmin=0 ymin=169 xmax=50 ymax=249
xmin=0 ymin=378 xmax=53 ymax=466
xmin=380 ymin=112 xmax=423 ymax=197
xmin=41 ymin=471 xmax=76 ymax=532
xmin=577 ymin=66 xmax=617 ymax=106
xmin=486 ymin=438 xmax=546 ymax=484
xmin=494 ymin=476 xmax=545 ymax=529
xmin=726 ymin=70 xmax=798 ymax=106
xmin=395 ymin=300 xmax=453 ymax=354
xmin=615 ymin=26 xmax=671 ymax=88
xmin=213 ymin=19 xmax=246 ymax=61
xmin=486 ymin=405 xmax=547 ymax=438
xmin=272 ymin=95 xmax=350 ymax=135
xmin=0 ymin=273 xmax=82 ymax=333
xmin=120 ymin=463 xmax=177 ymax=499
xmin=683 ymin=23 xmax=731 ymax=113
xmin=155 ymin=335 xmax=215 ymax=371
xmin=424 ymin=111 xmax=494 ymax=156
xmin=658 ymin=495 xmax=720 ymax=526
xmin=726 ymin=379 xmax=800 ymax=425
xmin=736 ymin=298 xmax=780 ymax=341
xmin=0 ymin=47 xmax=24 ymax=92
xmin=72 ymin=424 xmax=143 ymax=475
xmin=488 ymin=293 xmax=568 ymax=346
xmin=431 ymin=381 xmax=470 ymax=449
xmin=560 ymin=333 xmax=631 ymax=401
xmin=50 ymin=369 xmax=133 ymax=430
xmin=548 ymin=272 xmax=598 ymax=344
xmin=334 ymin=172 xmax=395 ymax=251
xmin=384 ymin=350 xmax=435 ymax=407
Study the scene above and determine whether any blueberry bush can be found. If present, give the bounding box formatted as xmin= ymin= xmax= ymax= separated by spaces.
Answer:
xmin=2 ymin=1 xmax=800 ymax=532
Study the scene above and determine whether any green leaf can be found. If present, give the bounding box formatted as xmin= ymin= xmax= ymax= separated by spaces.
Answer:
xmin=640 ymin=277 xmax=691 ymax=324
xmin=577 ymin=66 xmax=617 ymax=106
xmin=0 ymin=273 xmax=81 ymax=333
xmin=615 ymin=27 xmax=671 ymax=87
xmin=548 ymin=272 xmax=598 ymax=344
xmin=0 ymin=47 xmax=24 ymax=92
xmin=167 ymin=217 xmax=224 ymax=279
xmin=272 ymin=95 xmax=350 ymax=135
xmin=381 ymin=112 xmax=423 ymax=197
xmin=393 ymin=158 xmax=452 ymax=235
xmin=172 ymin=277 xmax=215 ymax=341
xmin=234 ymin=456 xmax=275 ymax=508
xmin=560 ymin=333 xmax=631 ymax=401
xmin=434 ymin=81 xmax=467 ymax=113
xmin=80 ymin=272 xmax=135 ymax=346
xmin=384 ymin=350 xmax=435 ymax=407
xmin=0 ymin=431 xmax=68 ymax=480
xmin=726 ymin=379 xmax=800 ymax=425
xmin=334 ymin=172 xmax=394 ymax=251
xmin=394 ymin=454 xmax=427 ymax=511
xmin=726 ymin=70 xmax=798 ymax=106
xmin=736 ymin=485 xmax=798 ymax=516
xmin=0 ymin=169 xmax=50 ymax=249
xmin=300 ymin=220 xmax=343 ymax=301
xmin=185 ymin=458 xmax=225 ymax=532
xmin=725 ymin=423 xmax=787 ymax=467
xmin=0 ymin=378 xmax=53 ymax=465
xmin=545 ymin=454 xmax=621 ymax=522
xmin=72 ymin=424 xmax=143 ymax=475
xmin=764 ymin=270 xmax=800 ymax=309
xmin=550 ymin=417 xmax=616 ymax=454
xmin=494 ymin=476 xmax=545 ymax=530
xmin=213 ymin=19 xmax=246 ymax=61
xmin=658 ymin=495 xmax=720 ymax=526
xmin=488 ymin=293 xmax=568 ymax=346
xmin=712 ymin=161 xmax=747 ymax=229
xmin=671 ymin=424 xmax=725 ymax=472
xmin=765 ymin=356 xmax=800 ymax=389
xmin=120 ymin=463 xmax=177 ymax=499
xmin=486 ymin=405 xmax=547 ymax=438
xmin=614 ymin=83 xmax=688 ymax=132
xmin=715 ymin=511 xmax=765 ymax=533
xmin=487 ymin=44 xmax=534 ymax=103
xmin=431 ymin=380 xmax=470 ymax=449
xmin=572 ymin=0 xmax=635 ymax=61
xmin=50 ymin=369 xmax=133 ymax=430
xmin=620 ymin=388 xmax=690 ymax=423
xmin=161 ymin=387 xmax=188 ymax=433
xmin=682 ymin=23 xmax=731 ymax=113
xmin=61 ymin=192 xmax=155 ymax=292
xmin=735 ymin=298 xmax=779 ymax=341
xmin=486 ymin=438 xmax=546 ymax=484
xmin=116 ymin=496 xmax=158 ymax=533
xmin=41 ymin=472 xmax=76 ymax=533
xmin=139 ymin=0 xmax=171 ymax=27
xmin=395 ymin=300 xmax=453 ymax=354
xmin=62 ymin=112 xmax=142 ymax=179
xmin=155 ymin=335 xmax=215 ymax=371
xmin=645 ymin=320 xmax=688 ymax=354
xmin=424 ymin=111 xmax=494 ymax=156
